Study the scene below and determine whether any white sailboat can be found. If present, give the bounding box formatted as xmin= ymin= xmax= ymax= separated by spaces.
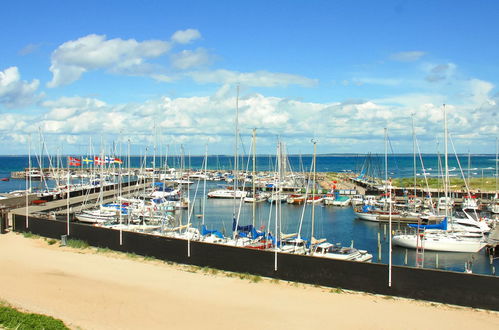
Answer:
xmin=392 ymin=105 xmax=487 ymax=253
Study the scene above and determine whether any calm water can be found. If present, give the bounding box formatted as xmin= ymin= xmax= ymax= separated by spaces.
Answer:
xmin=184 ymin=181 xmax=498 ymax=276
xmin=1 ymin=155 xmax=498 ymax=275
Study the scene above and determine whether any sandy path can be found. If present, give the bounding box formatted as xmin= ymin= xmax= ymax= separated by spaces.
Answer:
xmin=0 ymin=233 xmax=497 ymax=330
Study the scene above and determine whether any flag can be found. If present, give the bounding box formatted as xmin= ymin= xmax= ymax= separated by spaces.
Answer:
xmin=94 ymin=156 xmax=105 ymax=165
xmin=105 ymin=156 xmax=114 ymax=163
xmin=82 ymin=157 xmax=93 ymax=164
xmin=68 ymin=156 xmax=81 ymax=166
xmin=114 ymin=158 xmax=123 ymax=164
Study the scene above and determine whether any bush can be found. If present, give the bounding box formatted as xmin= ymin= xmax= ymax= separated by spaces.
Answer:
xmin=0 ymin=304 xmax=68 ymax=330
xmin=66 ymin=239 xmax=89 ymax=249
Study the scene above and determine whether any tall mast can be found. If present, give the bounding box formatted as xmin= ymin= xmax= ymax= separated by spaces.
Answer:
xmin=252 ymin=128 xmax=257 ymax=227
xmin=412 ymin=115 xmax=417 ymax=202
xmin=310 ymin=140 xmax=317 ymax=245
xmin=25 ymin=135 xmax=31 ymax=229
xmin=233 ymin=85 xmax=240 ymax=217
xmin=495 ymin=137 xmax=498 ymax=197
xmin=202 ymin=144 xmax=208 ymax=225
xmin=387 ymin=127 xmax=392 ymax=287
xmin=443 ymin=104 xmax=449 ymax=220
xmin=384 ymin=128 xmax=388 ymax=209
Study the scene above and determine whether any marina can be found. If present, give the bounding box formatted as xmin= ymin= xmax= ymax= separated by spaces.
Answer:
xmin=1 ymin=155 xmax=498 ymax=276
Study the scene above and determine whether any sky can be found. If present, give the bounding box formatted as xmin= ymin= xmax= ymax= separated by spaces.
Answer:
xmin=1 ymin=0 xmax=498 ymax=156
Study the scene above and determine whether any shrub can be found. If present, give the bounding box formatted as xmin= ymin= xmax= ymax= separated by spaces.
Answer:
xmin=66 ymin=239 xmax=89 ymax=249
xmin=0 ymin=304 xmax=68 ymax=330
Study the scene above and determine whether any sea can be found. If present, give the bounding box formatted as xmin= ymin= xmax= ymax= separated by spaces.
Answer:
xmin=1 ymin=154 xmax=498 ymax=275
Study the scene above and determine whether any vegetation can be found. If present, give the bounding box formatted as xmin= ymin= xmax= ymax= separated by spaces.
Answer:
xmin=21 ymin=232 xmax=38 ymax=239
xmin=46 ymin=239 xmax=57 ymax=245
xmin=66 ymin=239 xmax=89 ymax=249
xmin=0 ymin=302 xmax=68 ymax=330
xmin=391 ymin=177 xmax=497 ymax=192
xmin=330 ymin=288 xmax=344 ymax=294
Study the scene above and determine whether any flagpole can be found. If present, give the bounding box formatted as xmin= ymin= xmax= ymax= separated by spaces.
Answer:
xmin=66 ymin=156 xmax=70 ymax=236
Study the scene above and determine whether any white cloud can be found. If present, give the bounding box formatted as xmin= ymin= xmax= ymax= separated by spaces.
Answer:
xmin=171 ymin=29 xmax=201 ymax=44
xmin=0 ymin=66 xmax=41 ymax=108
xmin=187 ymin=69 xmax=318 ymax=87
xmin=390 ymin=51 xmax=426 ymax=62
xmin=171 ymin=48 xmax=212 ymax=69
xmin=47 ymin=34 xmax=171 ymax=87
xmin=2 ymin=72 xmax=497 ymax=154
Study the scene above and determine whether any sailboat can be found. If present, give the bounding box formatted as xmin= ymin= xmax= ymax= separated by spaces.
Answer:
xmin=392 ymin=105 xmax=487 ymax=253
xmin=207 ymin=87 xmax=248 ymax=200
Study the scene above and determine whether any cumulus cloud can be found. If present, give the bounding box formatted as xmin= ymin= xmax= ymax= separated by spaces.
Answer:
xmin=47 ymin=34 xmax=171 ymax=87
xmin=0 ymin=66 xmax=42 ymax=108
xmin=2 ymin=68 xmax=496 ymax=154
xmin=390 ymin=51 xmax=426 ymax=62
xmin=171 ymin=29 xmax=201 ymax=44
xmin=187 ymin=69 xmax=318 ymax=87
xmin=171 ymin=48 xmax=213 ymax=70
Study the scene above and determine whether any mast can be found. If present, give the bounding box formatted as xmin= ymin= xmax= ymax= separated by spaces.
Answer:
xmin=384 ymin=128 xmax=388 ymax=209
xmin=387 ymin=128 xmax=392 ymax=287
xmin=496 ymin=137 xmax=498 ymax=198
xmin=412 ymin=115 xmax=417 ymax=204
xmin=443 ymin=104 xmax=451 ymax=225
xmin=66 ymin=153 xmax=70 ymax=236
xmin=233 ymin=85 xmax=240 ymax=218
xmin=25 ymin=135 xmax=31 ymax=229
xmin=310 ymin=140 xmax=317 ymax=246
xmin=252 ymin=128 xmax=257 ymax=227
xmin=202 ymin=145 xmax=208 ymax=225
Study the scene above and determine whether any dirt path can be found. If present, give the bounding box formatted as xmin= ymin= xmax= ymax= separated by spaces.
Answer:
xmin=0 ymin=233 xmax=497 ymax=329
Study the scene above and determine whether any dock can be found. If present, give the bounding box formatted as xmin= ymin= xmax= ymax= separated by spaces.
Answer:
xmin=10 ymin=182 xmax=149 ymax=218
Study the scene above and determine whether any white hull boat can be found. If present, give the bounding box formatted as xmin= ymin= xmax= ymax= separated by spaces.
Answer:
xmin=392 ymin=232 xmax=486 ymax=253
xmin=207 ymin=189 xmax=247 ymax=199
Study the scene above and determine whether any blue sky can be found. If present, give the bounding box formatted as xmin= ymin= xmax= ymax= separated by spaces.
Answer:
xmin=1 ymin=1 xmax=498 ymax=155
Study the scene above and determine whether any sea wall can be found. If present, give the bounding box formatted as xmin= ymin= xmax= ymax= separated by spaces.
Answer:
xmin=12 ymin=215 xmax=499 ymax=311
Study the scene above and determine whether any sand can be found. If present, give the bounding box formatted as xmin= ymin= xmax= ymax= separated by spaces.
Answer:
xmin=0 ymin=233 xmax=497 ymax=330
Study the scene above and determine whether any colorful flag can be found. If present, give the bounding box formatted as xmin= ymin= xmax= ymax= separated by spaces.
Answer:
xmin=94 ymin=156 xmax=105 ymax=165
xmin=68 ymin=156 xmax=81 ymax=166
xmin=82 ymin=157 xmax=93 ymax=164
xmin=114 ymin=158 xmax=123 ymax=164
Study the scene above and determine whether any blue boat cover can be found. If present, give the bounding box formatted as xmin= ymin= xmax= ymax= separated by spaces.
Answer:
xmin=362 ymin=204 xmax=375 ymax=212
xmin=232 ymin=218 xmax=253 ymax=232
xmin=408 ymin=217 xmax=447 ymax=230
xmin=201 ymin=225 xmax=224 ymax=239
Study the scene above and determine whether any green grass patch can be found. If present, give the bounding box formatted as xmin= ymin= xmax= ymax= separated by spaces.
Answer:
xmin=250 ymin=275 xmax=262 ymax=283
xmin=22 ymin=232 xmax=38 ymax=239
xmin=47 ymin=239 xmax=57 ymax=245
xmin=391 ymin=176 xmax=497 ymax=192
xmin=96 ymin=247 xmax=113 ymax=254
xmin=0 ymin=302 xmax=68 ymax=330
xmin=330 ymin=288 xmax=344 ymax=294
xmin=66 ymin=239 xmax=89 ymax=249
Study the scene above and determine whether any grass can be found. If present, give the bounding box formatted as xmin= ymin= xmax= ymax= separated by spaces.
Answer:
xmin=66 ymin=239 xmax=89 ymax=249
xmin=96 ymin=247 xmax=113 ymax=254
xmin=330 ymin=288 xmax=344 ymax=294
xmin=0 ymin=301 xmax=68 ymax=330
xmin=392 ymin=176 xmax=497 ymax=192
xmin=21 ymin=232 xmax=38 ymax=239
xmin=46 ymin=239 xmax=57 ymax=245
